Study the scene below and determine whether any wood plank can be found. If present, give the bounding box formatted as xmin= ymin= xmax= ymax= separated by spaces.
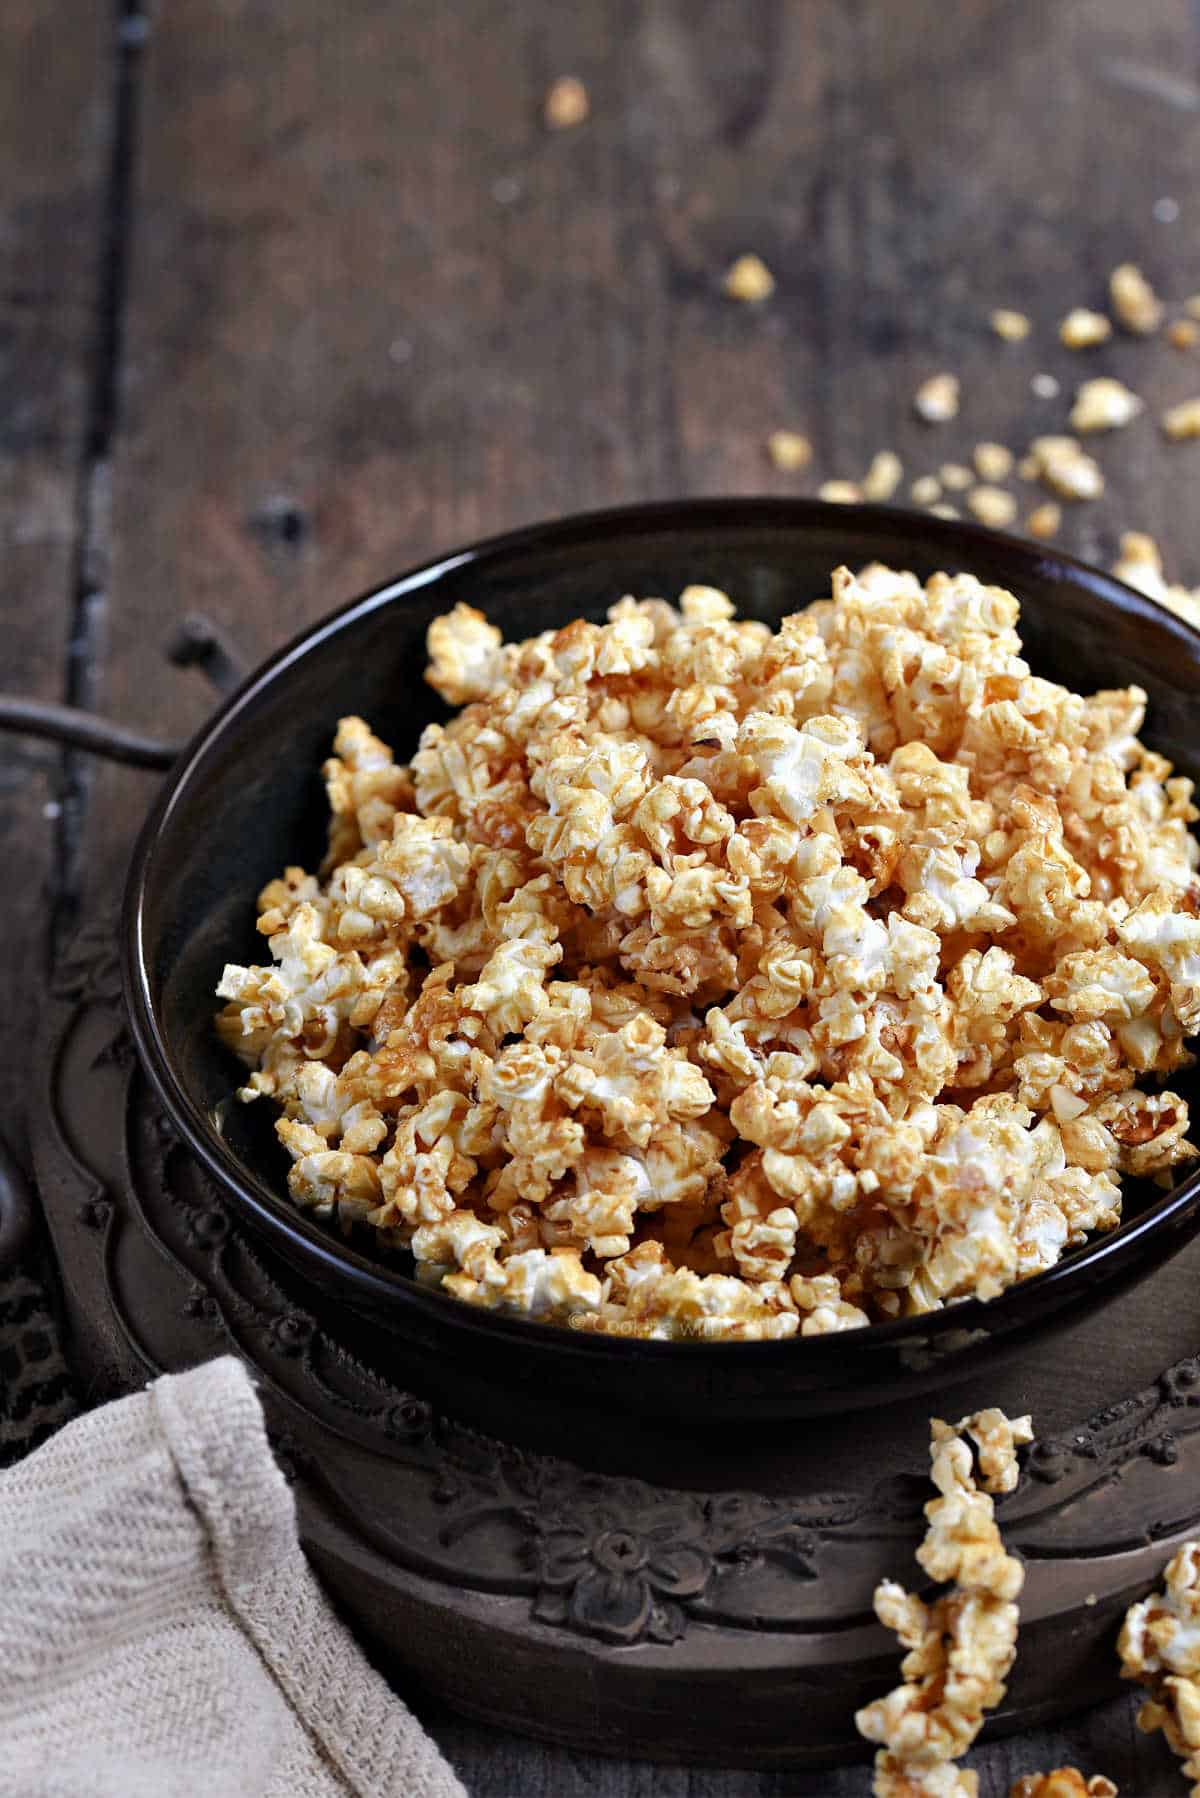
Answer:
xmin=0 ymin=1 xmax=110 ymax=1158
xmin=93 ymin=0 xmax=1200 ymax=1788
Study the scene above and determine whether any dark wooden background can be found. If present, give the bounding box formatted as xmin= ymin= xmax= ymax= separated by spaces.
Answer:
xmin=5 ymin=2 xmax=1200 ymax=1791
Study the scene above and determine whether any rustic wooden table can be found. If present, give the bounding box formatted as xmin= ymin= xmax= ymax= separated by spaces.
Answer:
xmin=6 ymin=3 xmax=1200 ymax=1791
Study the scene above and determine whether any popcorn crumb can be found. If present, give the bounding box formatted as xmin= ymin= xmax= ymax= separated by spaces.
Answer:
xmin=1059 ymin=309 xmax=1112 ymax=350
xmin=819 ymin=480 xmax=862 ymax=503
xmin=863 ymin=451 xmax=904 ymax=502
xmin=1009 ymin=1774 xmax=1117 ymax=1798
xmin=767 ymin=430 xmax=812 ymax=472
xmin=928 ymin=502 xmax=960 ymax=519
xmin=974 ymin=442 xmax=1014 ymax=483
xmin=968 ymin=486 xmax=1018 ymax=529
xmin=915 ymin=373 xmax=960 ymax=423
xmin=1028 ymin=435 xmax=1105 ymax=500
xmin=992 ymin=308 xmax=1032 ymax=342
xmin=1031 ymin=373 xmax=1061 ymax=400
xmin=857 ymin=1411 xmax=1031 ymax=1796
xmin=1169 ymin=320 xmax=1200 ymax=350
xmin=910 ymin=475 xmax=942 ymax=505
xmin=1120 ymin=1542 xmax=1200 ymax=1793
xmin=940 ymin=463 xmax=973 ymax=492
xmin=544 ymin=76 xmax=590 ymax=130
xmin=724 ymin=253 xmax=775 ymax=304
xmin=1110 ymin=262 xmax=1163 ymax=336
xmin=1163 ymin=398 xmax=1200 ymax=440
xmin=1025 ymin=502 xmax=1061 ymax=539
xmin=1069 ymin=378 xmax=1144 ymax=434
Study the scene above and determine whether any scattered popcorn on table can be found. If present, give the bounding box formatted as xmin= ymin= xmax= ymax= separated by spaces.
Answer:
xmin=724 ymin=253 xmax=775 ymax=304
xmin=967 ymin=486 xmax=1017 ymax=529
xmin=1009 ymin=1774 xmax=1117 ymax=1797
xmin=1025 ymin=502 xmax=1061 ymax=539
xmin=1110 ymin=263 xmax=1163 ymax=336
xmin=543 ymin=76 xmax=590 ymax=130
xmin=767 ymin=430 xmax=813 ymax=472
xmin=1028 ymin=435 xmax=1105 ymax=500
xmin=992 ymin=308 xmax=1032 ymax=342
xmin=911 ymin=476 xmax=942 ymax=505
xmin=1163 ymin=398 xmax=1200 ymax=441
xmin=1120 ymin=1542 xmax=1200 ymax=1794
xmin=856 ymin=1410 xmax=1031 ymax=1796
xmin=1059 ymin=309 xmax=1112 ymax=350
xmin=1069 ymin=378 xmax=1144 ymax=434
xmin=1169 ymin=320 xmax=1199 ymax=351
xmin=216 ymin=567 xmax=1200 ymax=1337
xmin=819 ymin=480 xmax=863 ymax=503
xmin=975 ymin=442 xmax=1014 ymax=483
xmin=915 ymin=373 xmax=960 ymax=423
xmin=863 ymin=451 xmax=904 ymax=502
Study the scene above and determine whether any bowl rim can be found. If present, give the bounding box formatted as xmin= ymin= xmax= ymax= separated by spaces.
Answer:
xmin=121 ymin=494 xmax=1200 ymax=1363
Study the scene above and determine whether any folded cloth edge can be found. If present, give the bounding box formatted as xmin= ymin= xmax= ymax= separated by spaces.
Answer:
xmin=151 ymin=1356 xmax=466 ymax=1798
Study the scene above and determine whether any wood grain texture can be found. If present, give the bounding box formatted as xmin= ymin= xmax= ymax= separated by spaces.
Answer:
xmin=0 ymin=0 xmax=109 ymax=1156
xmin=10 ymin=0 xmax=1200 ymax=1788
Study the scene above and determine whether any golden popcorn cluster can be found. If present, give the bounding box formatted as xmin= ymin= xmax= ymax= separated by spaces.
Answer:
xmin=216 ymin=566 xmax=1200 ymax=1341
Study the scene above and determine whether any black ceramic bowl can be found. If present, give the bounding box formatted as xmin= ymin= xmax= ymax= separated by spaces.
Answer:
xmin=123 ymin=499 xmax=1200 ymax=1426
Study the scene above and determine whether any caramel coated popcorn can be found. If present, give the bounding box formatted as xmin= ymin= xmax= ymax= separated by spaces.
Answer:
xmin=543 ymin=76 xmax=590 ymax=130
xmin=1110 ymin=263 xmax=1162 ymax=337
xmin=1120 ymin=1542 xmax=1200 ymax=1793
xmin=1059 ymin=309 xmax=1112 ymax=350
xmin=724 ymin=253 xmax=775 ymax=304
xmin=915 ymin=374 xmax=961 ymax=423
xmin=216 ymin=567 xmax=1200 ymax=1339
xmin=857 ymin=1409 xmax=1031 ymax=1796
xmin=1010 ymin=1774 xmax=1116 ymax=1798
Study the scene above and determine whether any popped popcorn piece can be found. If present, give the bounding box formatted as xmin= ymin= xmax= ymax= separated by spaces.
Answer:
xmin=1110 ymin=262 xmax=1162 ymax=336
xmin=1028 ymin=436 xmax=1105 ymax=501
xmin=1009 ymin=1775 xmax=1117 ymax=1798
xmin=856 ymin=1411 xmax=1030 ymax=1797
xmin=915 ymin=374 xmax=960 ymax=423
xmin=863 ymin=451 xmax=904 ymax=502
xmin=967 ymin=486 xmax=1017 ymax=530
xmin=930 ymin=503 xmax=961 ymax=520
xmin=724 ymin=253 xmax=775 ymax=304
xmin=1031 ymin=374 xmax=1061 ymax=400
xmin=1026 ymin=503 xmax=1061 ymax=539
xmin=819 ymin=480 xmax=862 ymax=503
xmin=543 ymin=76 xmax=589 ymax=130
xmin=1112 ymin=532 xmax=1200 ymax=627
xmin=767 ymin=429 xmax=812 ymax=472
xmin=911 ymin=475 xmax=942 ymax=505
xmin=1164 ymin=398 xmax=1200 ymax=441
xmin=1069 ymin=378 xmax=1144 ymax=434
xmin=1120 ymin=1542 xmax=1200 ymax=1794
xmin=941 ymin=463 xmax=973 ymax=492
xmin=991 ymin=308 xmax=1031 ymax=342
xmin=1169 ymin=320 xmax=1199 ymax=351
xmin=1059 ymin=309 xmax=1112 ymax=349
xmin=974 ymin=442 xmax=1014 ymax=483
xmin=217 ymin=563 xmax=1200 ymax=1339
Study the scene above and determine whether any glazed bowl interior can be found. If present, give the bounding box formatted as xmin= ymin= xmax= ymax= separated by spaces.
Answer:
xmin=124 ymin=500 xmax=1200 ymax=1423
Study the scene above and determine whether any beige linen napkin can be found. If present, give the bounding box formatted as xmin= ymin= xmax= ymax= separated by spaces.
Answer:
xmin=0 ymin=1355 xmax=466 ymax=1798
